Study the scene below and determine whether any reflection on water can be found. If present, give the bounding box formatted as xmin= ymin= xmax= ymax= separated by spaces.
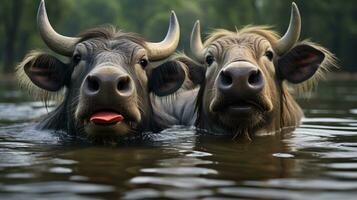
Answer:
xmin=0 ymin=80 xmax=357 ymax=199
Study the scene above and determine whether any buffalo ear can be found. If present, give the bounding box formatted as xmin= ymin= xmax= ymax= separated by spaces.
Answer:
xmin=277 ymin=44 xmax=325 ymax=83
xmin=24 ymin=54 xmax=71 ymax=91
xmin=178 ymin=58 xmax=206 ymax=85
xmin=148 ymin=60 xmax=186 ymax=96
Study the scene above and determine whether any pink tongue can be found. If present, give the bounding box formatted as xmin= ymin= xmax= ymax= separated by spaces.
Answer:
xmin=90 ymin=112 xmax=124 ymax=124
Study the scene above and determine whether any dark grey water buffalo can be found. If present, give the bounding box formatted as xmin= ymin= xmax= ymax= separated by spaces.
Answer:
xmin=17 ymin=0 xmax=184 ymax=143
xmin=164 ymin=3 xmax=336 ymax=139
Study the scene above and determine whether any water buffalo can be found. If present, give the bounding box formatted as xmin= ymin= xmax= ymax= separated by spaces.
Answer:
xmin=164 ymin=3 xmax=336 ymax=139
xmin=17 ymin=0 xmax=184 ymax=143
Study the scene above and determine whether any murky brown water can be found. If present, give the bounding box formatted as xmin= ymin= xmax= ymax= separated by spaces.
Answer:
xmin=0 ymin=80 xmax=357 ymax=200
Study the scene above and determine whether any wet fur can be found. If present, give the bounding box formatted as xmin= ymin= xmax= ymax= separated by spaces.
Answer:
xmin=195 ymin=26 xmax=337 ymax=137
xmin=16 ymin=26 xmax=161 ymax=143
xmin=204 ymin=26 xmax=337 ymax=94
xmin=16 ymin=26 xmax=147 ymax=102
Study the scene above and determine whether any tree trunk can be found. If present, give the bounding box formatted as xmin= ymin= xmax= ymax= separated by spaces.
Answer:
xmin=2 ymin=0 xmax=23 ymax=74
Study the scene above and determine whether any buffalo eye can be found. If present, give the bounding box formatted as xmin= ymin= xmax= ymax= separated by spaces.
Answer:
xmin=205 ymin=55 xmax=215 ymax=66
xmin=73 ymin=54 xmax=81 ymax=65
xmin=139 ymin=58 xmax=148 ymax=69
xmin=265 ymin=50 xmax=274 ymax=61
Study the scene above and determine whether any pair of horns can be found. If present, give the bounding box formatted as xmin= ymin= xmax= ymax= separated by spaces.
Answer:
xmin=37 ymin=0 xmax=179 ymax=60
xmin=191 ymin=2 xmax=301 ymax=61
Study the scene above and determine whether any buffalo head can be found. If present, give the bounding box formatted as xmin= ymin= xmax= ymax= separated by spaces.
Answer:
xmin=187 ymin=3 xmax=335 ymax=138
xmin=18 ymin=0 xmax=183 ymax=143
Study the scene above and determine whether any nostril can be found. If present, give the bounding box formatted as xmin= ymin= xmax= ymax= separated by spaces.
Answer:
xmin=86 ymin=75 xmax=100 ymax=92
xmin=117 ymin=76 xmax=131 ymax=92
xmin=248 ymin=70 xmax=262 ymax=86
xmin=220 ymin=71 xmax=233 ymax=86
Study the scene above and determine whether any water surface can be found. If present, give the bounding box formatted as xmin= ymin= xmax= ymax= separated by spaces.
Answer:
xmin=0 ymin=80 xmax=356 ymax=200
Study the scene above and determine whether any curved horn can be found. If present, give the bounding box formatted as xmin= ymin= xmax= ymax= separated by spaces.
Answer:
xmin=190 ymin=20 xmax=205 ymax=62
xmin=37 ymin=0 xmax=79 ymax=56
xmin=146 ymin=11 xmax=180 ymax=61
xmin=273 ymin=2 xmax=301 ymax=56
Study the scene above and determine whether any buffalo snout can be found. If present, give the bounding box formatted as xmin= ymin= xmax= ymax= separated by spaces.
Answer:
xmin=216 ymin=61 xmax=264 ymax=99
xmin=83 ymin=66 xmax=134 ymax=100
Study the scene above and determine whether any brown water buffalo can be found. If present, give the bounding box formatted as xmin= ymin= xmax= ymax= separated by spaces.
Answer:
xmin=164 ymin=3 xmax=336 ymax=139
xmin=17 ymin=0 xmax=184 ymax=143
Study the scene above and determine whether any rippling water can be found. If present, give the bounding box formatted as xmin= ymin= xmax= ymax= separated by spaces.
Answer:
xmin=0 ymin=80 xmax=356 ymax=200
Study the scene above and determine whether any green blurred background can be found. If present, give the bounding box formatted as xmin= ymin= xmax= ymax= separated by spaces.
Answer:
xmin=1 ymin=0 xmax=356 ymax=74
